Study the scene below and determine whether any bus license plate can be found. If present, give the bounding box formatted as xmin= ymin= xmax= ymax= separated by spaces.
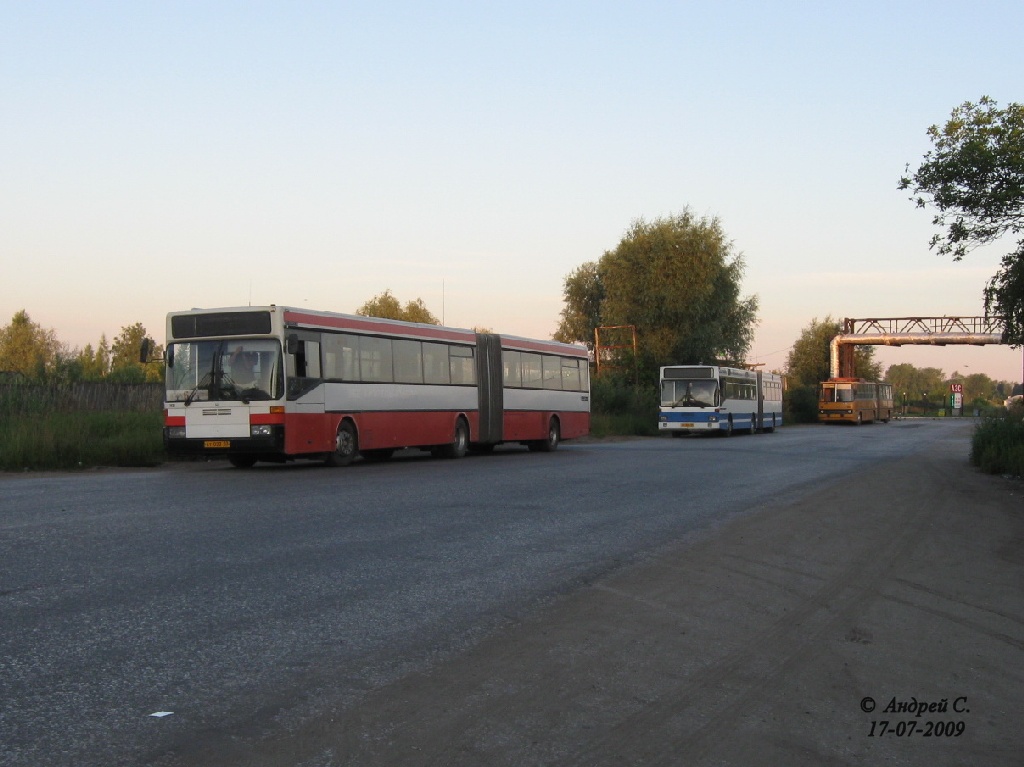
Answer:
xmin=204 ymin=440 xmax=230 ymax=449
xmin=681 ymin=423 xmax=695 ymax=428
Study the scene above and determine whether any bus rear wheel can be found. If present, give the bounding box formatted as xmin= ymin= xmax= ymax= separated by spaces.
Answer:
xmin=439 ymin=418 xmax=469 ymax=459
xmin=325 ymin=421 xmax=358 ymax=467
xmin=529 ymin=418 xmax=560 ymax=452
xmin=229 ymin=454 xmax=257 ymax=469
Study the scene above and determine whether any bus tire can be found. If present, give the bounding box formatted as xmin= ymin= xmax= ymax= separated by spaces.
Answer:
xmin=325 ymin=421 xmax=358 ymax=467
xmin=722 ymin=417 xmax=734 ymax=437
xmin=764 ymin=415 xmax=776 ymax=433
xmin=442 ymin=417 xmax=469 ymax=459
xmin=529 ymin=417 xmax=560 ymax=452
xmin=749 ymin=413 xmax=757 ymax=434
xmin=229 ymin=454 xmax=257 ymax=469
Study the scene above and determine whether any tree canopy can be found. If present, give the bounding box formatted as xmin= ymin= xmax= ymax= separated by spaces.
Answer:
xmin=554 ymin=210 xmax=758 ymax=369
xmin=356 ymin=290 xmax=440 ymax=325
xmin=0 ymin=310 xmax=62 ymax=377
xmin=0 ymin=311 xmax=162 ymax=383
xmin=785 ymin=316 xmax=881 ymax=388
xmin=883 ymin=363 xmax=946 ymax=407
xmin=899 ymin=96 xmax=1024 ymax=345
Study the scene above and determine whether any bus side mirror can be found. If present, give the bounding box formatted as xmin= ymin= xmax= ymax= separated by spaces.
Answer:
xmin=140 ymin=338 xmax=165 ymax=364
xmin=286 ymin=334 xmax=301 ymax=355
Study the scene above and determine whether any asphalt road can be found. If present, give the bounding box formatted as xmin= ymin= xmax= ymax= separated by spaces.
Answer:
xmin=0 ymin=420 xmax=1006 ymax=766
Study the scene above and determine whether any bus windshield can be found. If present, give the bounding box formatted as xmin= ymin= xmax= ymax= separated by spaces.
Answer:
xmin=661 ymin=379 xmax=719 ymax=408
xmin=820 ymin=385 xmax=855 ymax=403
xmin=166 ymin=339 xmax=283 ymax=403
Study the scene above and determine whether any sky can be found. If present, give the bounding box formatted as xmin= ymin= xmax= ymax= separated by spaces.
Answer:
xmin=2 ymin=1 xmax=1023 ymax=383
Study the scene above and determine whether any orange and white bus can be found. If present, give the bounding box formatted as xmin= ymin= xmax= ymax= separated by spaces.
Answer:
xmin=818 ymin=378 xmax=894 ymax=424
xmin=163 ymin=305 xmax=590 ymax=467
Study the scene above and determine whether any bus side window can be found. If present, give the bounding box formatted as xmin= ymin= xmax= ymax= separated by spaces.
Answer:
xmin=423 ymin=342 xmax=451 ymax=384
xmin=287 ymin=337 xmax=323 ymax=399
xmin=449 ymin=345 xmax=476 ymax=385
xmin=503 ymin=351 xmax=522 ymax=387
xmin=561 ymin=357 xmax=580 ymax=391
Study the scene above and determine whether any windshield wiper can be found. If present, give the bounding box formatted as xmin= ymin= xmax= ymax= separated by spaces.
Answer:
xmin=184 ymin=372 xmax=213 ymax=406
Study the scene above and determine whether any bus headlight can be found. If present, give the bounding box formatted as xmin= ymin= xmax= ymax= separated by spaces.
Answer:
xmin=708 ymin=415 xmax=719 ymax=422
xmin=251 ymin=424 xmax=273 ymax=437
xmin=166 ymin=427 xmax=186 ymax=439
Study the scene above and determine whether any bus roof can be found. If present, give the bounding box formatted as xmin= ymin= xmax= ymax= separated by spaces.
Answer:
xmin=167 ymin=305 xmax=588 ymax=357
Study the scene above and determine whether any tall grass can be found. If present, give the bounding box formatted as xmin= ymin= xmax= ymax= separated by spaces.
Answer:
xmin=970 ymin=403 xmax=1024 ymax=477
xmin=0 ymin=384 xmax=164 ymax=471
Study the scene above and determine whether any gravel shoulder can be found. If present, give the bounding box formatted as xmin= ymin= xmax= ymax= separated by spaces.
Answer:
xmin=230 ymin=427 xmax=1024 ymax=767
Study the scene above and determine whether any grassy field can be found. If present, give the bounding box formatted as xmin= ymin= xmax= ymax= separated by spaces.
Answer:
xmin=0 ymin=411 xmax=165 ymax=471
xmin=0 ymin=383 xmax=165 ymax=471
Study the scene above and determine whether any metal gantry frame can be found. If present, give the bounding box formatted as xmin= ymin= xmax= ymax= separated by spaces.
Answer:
xmin=830 ymin=316 xmax=1007 ymax=378
xmin=594 ymin=325 xmax=638 ymax=376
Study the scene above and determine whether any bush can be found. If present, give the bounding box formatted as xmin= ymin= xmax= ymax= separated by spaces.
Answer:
xmin=785 ymin=384 xmax=820 ymax=424
xmin=590 ymin=372 xmax=660 ymax=436
xmin=970 ymin=402 xmax=1024 ymax=477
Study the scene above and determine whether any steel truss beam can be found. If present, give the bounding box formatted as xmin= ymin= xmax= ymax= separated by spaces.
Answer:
xmin=830 ymin=316 xmax=1006 ymax=378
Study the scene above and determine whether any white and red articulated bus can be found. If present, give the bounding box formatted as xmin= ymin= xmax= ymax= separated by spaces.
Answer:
xmin=162 ymin=305 xmax=590 ymax=468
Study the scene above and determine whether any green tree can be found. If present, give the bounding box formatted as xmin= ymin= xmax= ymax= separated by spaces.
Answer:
xmin=554 ymin=210 xmax=758 ymax=369
xmin=77 ymin=335 xmax=111 ymax=380
xmin=955 ymin=371 xmax=999 ymax=408
xmin=785 ymin=316 xmax=881 ymax=388
xmin=899 ymin=96 xmax=1024 ymax=344
xmin=0 ymin=310 xmax=61 ymax=378
xmin=553 ymin=261 xmax=603 ymax=349
xmin=356 ymin=290 xmax=441 ymax=325
xmin=884 ymin=363 xmax=946 ymax=412
xmin=110 ymin=323 xmax=163 ymax=383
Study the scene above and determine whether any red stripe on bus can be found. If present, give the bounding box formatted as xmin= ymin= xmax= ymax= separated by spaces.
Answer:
xmin=283 ymin=311 xmax=476 ymax=343
xmin=501 ymin=337 xmax=589 ymax=357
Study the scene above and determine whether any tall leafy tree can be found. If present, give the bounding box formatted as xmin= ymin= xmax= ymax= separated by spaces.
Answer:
xmin=899 ymin=96 xmax=1024 ymax=344
xmin=356 ymin=290 xmax=440 ymax=325
xmin=110 ymin=323 xmax=162 ymax=383
xmin=555 ymin=210 xmax=758 ymax=367
xmin=553 ymin=261 xmax=603 ymax=349
xmin=0 ymin=310 xmax=61 ymax=378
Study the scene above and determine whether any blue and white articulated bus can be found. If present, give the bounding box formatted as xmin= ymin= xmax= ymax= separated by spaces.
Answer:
xmin=658 ymin=365 xmax=783 ymax=436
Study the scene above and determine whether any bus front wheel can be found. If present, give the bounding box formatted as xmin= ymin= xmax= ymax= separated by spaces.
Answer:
xmin=326 ymin=421 xmax=358 ymax=467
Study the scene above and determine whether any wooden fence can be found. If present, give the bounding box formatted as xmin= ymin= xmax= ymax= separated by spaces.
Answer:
xmin=0 ymin=382 xmax=164 ymax=413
